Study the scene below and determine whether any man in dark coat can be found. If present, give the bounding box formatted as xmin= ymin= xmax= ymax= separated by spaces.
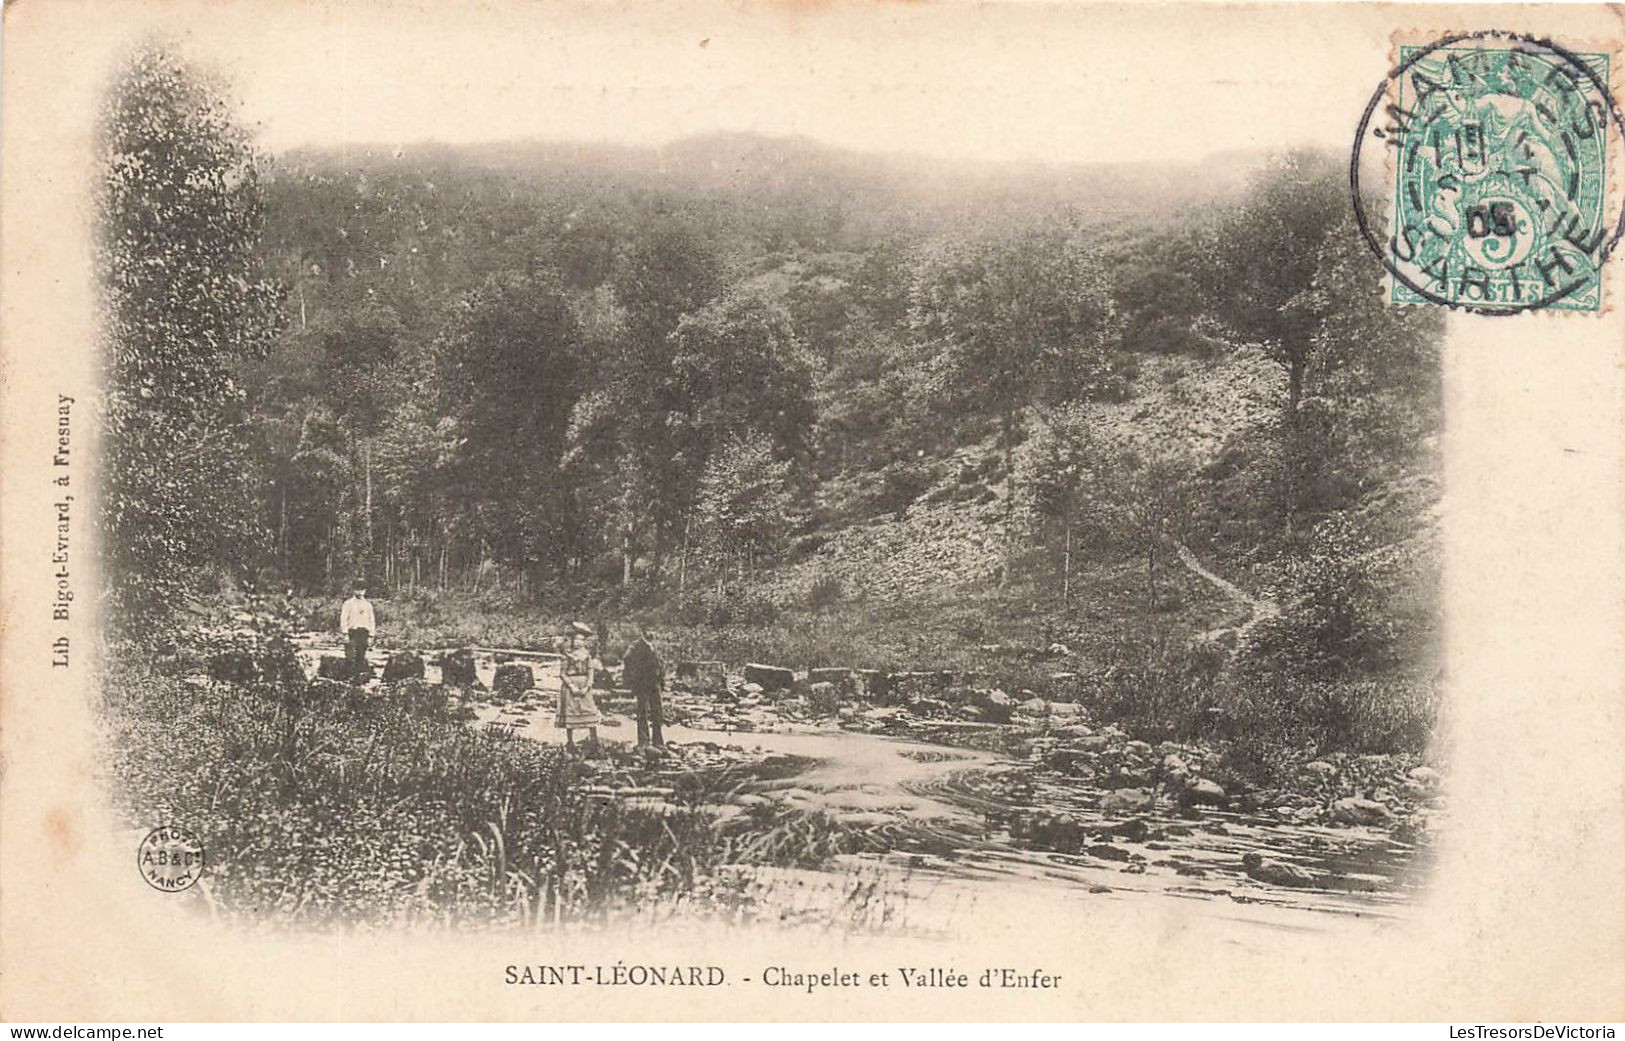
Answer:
xmin=622 ymin=627 xmax=665 ymax=747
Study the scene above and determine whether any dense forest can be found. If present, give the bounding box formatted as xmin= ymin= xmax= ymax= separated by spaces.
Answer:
xmin=236 ymin=136 xmax=1438 ymax=591
xmin=101 ymin=46 xmax=1445 ymax=757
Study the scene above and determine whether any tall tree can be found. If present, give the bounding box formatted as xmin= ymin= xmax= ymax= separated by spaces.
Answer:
xmin=439 ymin=271 xmax=585 ymax=583
xmin=1293 ymin=214 xmax=1444 ymax=518
xmin=668 ymin=286 xmax=816 ymax=464
xmin=1210 ymin=156 xmax=1443 ymax=529
xmin=96 ymin=43 xmax=283 ymax=629
xmin=693 ymin=432 xmax=795 ymax=585
xmin=602 ymin=212 xmax=722 ymax=574
xmin=1109 ymin=451 xmax=1194 ymax=618
xmin=909 ymin=223 xmax=1115 ymax=582
xmin=1204 ymin=150 xmax=1356 ymax=533
xmin=665 ymin=286 xmax=814 ymax=584
xmin=320 ymin=299 xmax=407 ymax=577
xmin=1206 ymin=150 xmax=1347 ymax=420
xmin=1020 ymin=404 xmax=1103 ymax=605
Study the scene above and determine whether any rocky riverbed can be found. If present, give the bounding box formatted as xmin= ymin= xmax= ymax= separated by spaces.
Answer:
xmin=272 ymin=630 xmax=1441 ymax=933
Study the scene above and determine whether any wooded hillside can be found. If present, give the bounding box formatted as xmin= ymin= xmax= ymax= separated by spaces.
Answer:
xmin=101 ymin=47 xmax=1443 ymax=755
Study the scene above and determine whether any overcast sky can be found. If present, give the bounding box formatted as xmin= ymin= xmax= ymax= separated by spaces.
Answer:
xmin=19 ymin=1 xmax=1619 ymax=168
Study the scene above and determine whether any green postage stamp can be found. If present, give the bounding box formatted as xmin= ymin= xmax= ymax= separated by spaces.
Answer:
xmin=1353 ymin=32 xmax=1625 ymax=314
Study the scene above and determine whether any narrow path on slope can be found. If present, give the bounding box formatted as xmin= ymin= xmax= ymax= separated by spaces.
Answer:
xmin=1174 ymin=541 xmax=1280 ymax=643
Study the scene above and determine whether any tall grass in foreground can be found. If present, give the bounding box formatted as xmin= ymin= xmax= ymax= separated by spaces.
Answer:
xmin=102 ymin=654 xmax=865 ymax=929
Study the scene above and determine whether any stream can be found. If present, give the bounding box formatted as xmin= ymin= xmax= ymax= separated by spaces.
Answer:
xmin=296 ymin=637 xmax=1434 ymax=939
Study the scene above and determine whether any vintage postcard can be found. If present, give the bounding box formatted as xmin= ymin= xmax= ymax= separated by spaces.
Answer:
xmin=1 ymin=0 xmax=1622 ymax=1023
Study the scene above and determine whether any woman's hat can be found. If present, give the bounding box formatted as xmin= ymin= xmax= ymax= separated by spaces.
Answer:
xmin=569 ymin=621 xmax=595 ymax=637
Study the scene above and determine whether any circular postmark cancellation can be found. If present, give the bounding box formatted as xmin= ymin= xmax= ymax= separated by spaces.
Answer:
xmin=137 ymin=825 xmax=205 ymax=892
xmin=1352 ymin=32 xmax=1625 ymax=315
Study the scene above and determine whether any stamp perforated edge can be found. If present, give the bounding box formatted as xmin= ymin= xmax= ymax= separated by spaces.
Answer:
xmin=1354 ymin=28 xmax=1625 ymax=318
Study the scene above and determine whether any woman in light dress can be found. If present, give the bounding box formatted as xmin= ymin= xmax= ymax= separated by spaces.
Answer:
xmin=556 ymin=621 xmax=603 ymax=751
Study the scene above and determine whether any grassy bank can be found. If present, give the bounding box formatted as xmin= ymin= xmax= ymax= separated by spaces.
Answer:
xmin=102 ymin=644 xmax=865 ymax=929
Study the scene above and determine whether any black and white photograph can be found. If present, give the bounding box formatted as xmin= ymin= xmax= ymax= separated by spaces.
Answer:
xmin=1 ymin=0 xmax=1622 ymax=1024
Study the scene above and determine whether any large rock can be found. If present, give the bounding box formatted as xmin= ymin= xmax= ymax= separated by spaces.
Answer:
xmin=973 ymin=689 xmax=1015 ymax=724
xmin=1109 ymin=817 xmax=1152 ymax=841
xmin=382 ymin=652 xmax=425 ymax=681
xmin=1330 ymin=796 xmax=1394 ymax=825
xmin=493 ymin=662 xmax=535 ymax=698
xmin=1099 ymin=769 xmax=1153 ymax=790
xmin=857 ymin=669 xmax=890 ymax=701
xmin=438 ymin=648 xmax=481 ymax=688
xmin=911 ymin=697 xmax=955 ymax=720
xmin=316 ymin=655 xmax=352 ymax=681
xmin=808 ymin=667 xmax=853 ymax=690
xmin=1241 ymin=852 xmax=1316 ymax=888
xmin=1048 ymin=672 xmax=1082 ymax=698
xmin=1046 ymin=746 xmax=1096 ymax=773
xmin=675 ymin=660 xmax=727 ymax=693
xmin=1181 ymin=778 xmax=1227 ymax=807
xmin=743 ymin=663 xmax=795 ymax=691
xmin=1407 ymin=765 xmax=1441 ymax=788
xmin=807 ymin=682 xmax=840 ymax=716
xmin=393 ymin=678 xmax=449 ymax=720
xmin=1017 ymin=813 xmax=1084 ymax=854
xmin=1100 ymin=788 xmax=1154 ymax=815
xmin=208 ymin=650 xmax=259 ymax=686
xmin=891 ymin=671 xmax=954 ymax=701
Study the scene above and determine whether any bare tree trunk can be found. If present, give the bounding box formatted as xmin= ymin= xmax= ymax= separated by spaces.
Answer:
xmin=277 ymin=484 xmax=288 ymax=577
xmin=1284 ymin=345 xmax=1307 ymax=535
xmin=1002 ymin=410 xmax=1016 ymax=588
xmin=678 ymin=510 xmax=692 ymax=596
xmin=1147 ymin=536 xmax=1158 ymax=613
xmin=621 ymin=529 xmax=632 ymax=586
xmin=1063 ymin=521 xmax=1072 ymax=606
xmin=363 ymin=439 xmax=374 ymax=564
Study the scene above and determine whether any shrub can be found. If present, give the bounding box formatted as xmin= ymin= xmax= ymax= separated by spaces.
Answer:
xmin=789 ymin=533 xmax=829 ymax=562
xmin=1078 ymin=634 xmax=1220 ymax=742
xmin=673 ymin=588 xmax=783 ymax=627
xmin=806 ymin=573 xmax=843 ymax=610
xmin=1218 ymin=673 xmax=1438 ymax=756
xmin=872 ymin=462 xmax=933 ymax=516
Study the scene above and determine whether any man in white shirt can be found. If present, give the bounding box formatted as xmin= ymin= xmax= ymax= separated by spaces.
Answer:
xmin=340 ymin=582 xmax=377 ymax=679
